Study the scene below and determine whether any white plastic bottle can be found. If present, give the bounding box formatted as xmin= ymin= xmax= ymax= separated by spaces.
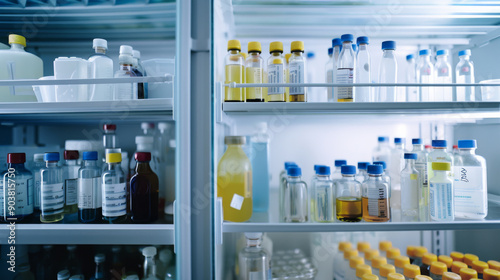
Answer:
xmin=412 ymin=138 xmax=429 ymax=221
xmin=88 ymin=38 xmax=113 ymax=101
xmin=336 ymin=34 xmax=356 ymax=102
xmin=289 ymin=41 xmax=307 ymax=102
xmin=378 ymin=41 xmax=398 ymax=102
xmin=429 ymin=162 xmax=454 ymax=221
xmin=455 ymin=49 xmax=475 ymax=102
xmin=326 ymin=47 xmax=334 ymax=102
xmin=400 ymin=153 xmax=420 ymax=221
xmin=373 ymin=136 xmax=391 ymax=165
xmin=406 ymin=54 xmax=419 ymax=102
xmin=356 ymin=36 xmax=371 ymax=102
xmin=331 ymin=38 xmax=342 ymax=102
xmin=434 ymin=50 xmax=453 ymax=102
xmin=453 ymin=140 xmax=487 ymax=219
xmin=417 ymin=49 xmax=434 ymax=102
xmin=114 ymin=45 xmax=138 ymax=100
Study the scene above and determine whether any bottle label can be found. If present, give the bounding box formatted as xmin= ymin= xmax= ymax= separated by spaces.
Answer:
xmin=336 ymin=68 xmax=354 ymax=101
xmin=34 ymin=171 xmax=41 ymax=209
xmin=429 ymin=182 xmax=454 ymax=220
xmin=453 ymin=166 xmax=487 ymax=215
xmin=65 ymin=178 xmax=78 ymax=206
xmin=267 ymin=64 xmax=284 ymax=95
xmin=102 ymin=182 xmax=127 ymax=217
xmin=0 ymin=177 xmax=34 ymax=217
xmin=78 ymin=177 xmax=100 ymax=209
xmin=415 ymin=161 xmax=428 ymax=186
xmin=289 ymin=61 xmax=305 ymax=95
xmin=438 ymin=67 xmax=450 ymax=77
xmin=41 ymin=182 xmax=65 ymax=215
xmin=230 ymin=193 xmax=244 ymax=210
xmin=367 ymin=185 xmax=389 ymax=217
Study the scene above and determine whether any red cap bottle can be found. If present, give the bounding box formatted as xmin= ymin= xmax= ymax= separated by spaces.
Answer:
xmin=7 ymin=153 xmax=26 ymax=164
xmin=103 ymin=124 xmax=116 ymax=131
xmin=135 ymin=152 xmax=151 ymax=162
xmin=64 ymin=150 xmax=79 ymax=160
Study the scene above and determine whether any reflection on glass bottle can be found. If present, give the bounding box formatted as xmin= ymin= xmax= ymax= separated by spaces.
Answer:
xmin=102 ymin=150 xmax=127 ymax=224
xmin=238 ymin=232 xmax=271 ymax=280
xmin=362 ymin=165 xmax=390 ymax=222
xmin=40 ymin=153 xmax=64 ymax=223
xmin=336 ymin=165 xmax=362 ymax=222
xmin=283 ymin=166 xmax=308 ymax=223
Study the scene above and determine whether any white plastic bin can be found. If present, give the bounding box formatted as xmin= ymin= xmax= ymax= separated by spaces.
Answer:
xmin=54 ymin=57 xmax=89 ymax=102
xmin=142 ymin=58 xmax=175 ymax=99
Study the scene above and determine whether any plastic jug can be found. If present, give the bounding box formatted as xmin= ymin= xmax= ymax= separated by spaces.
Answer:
xmin=54 ymin=57 xmax=89 ymax=102
xmin=0 ymin=34 xmax=42 ymax=102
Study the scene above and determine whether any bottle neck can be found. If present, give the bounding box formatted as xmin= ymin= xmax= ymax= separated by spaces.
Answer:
xmin=95 ymin=47 xmax=106 ymax=54
xmin=292 ymin=50 xmax=303 ymax=56
xmin=249 ymin=51 xmax=260 ymax=56
xmin=437 ymin=55 xmax=447 ymax=62
xmin=459 ymin=148 xmax=476 ymax=155
xmin=120 ymin=64 xmax=132 ymax=69
xmin=270 ymin=51 xmax=282 ymax=57
xmin=7 ymin=163 xmax=24 ymax=169
xmin=65 ymin=159 xmax=78 ymax=166
xmin=434 ymin=170 xmax=449 ymax=179
xmin=384 ymin=49 xmax=395 ymax=55
xmin=460 ymin=55 xmax=470 ymax=62
xmin=46 ymin=161 xmax=58 ymax=168
xmin=144 ymin=256 xmax=156 ymax=277
xmin=137 ymin=144 xmax=154 ymax=151
xmin=10 ymin=43 xmax=24 ymax=51
xmin=405 ymin=159 xmax=416 ymax=168
xmin=288 ymin=175 xmax=301 ymax=181
xmin=358 ymin=44 xmax=367 ymax=51
xmin=95 ymin=262 xmax=104 ymax=276
xmin=83 ymin=160 xmax=97 ymax=167
xmin=369 ymin=174 xmax=382 ymax=178
xmin=342 ymin=41 xmax=352 ymax=50
xmin=379 ymin=141 xmax=389 ymax=147
xmin=342 ymin=174 xmax=355 ymax=178
xmin=135 ymin=161 xmax=153 ymax=173
xmin=412 ymin=144 xmax=424 ymax=151
xmin=433 ymin=147 xmax=447 ymax=152
xmin=106 ymin=162 xmax=120 ymax=170
xmin=395 ymin=143 xmax=404 ymax=149
xmin=246 ymin=238 xmax=262 ymax=248
xmin=407 ymin=58 xmax=415 ymax=65
xmin=229 ymin=49 xmax=240 ymax=55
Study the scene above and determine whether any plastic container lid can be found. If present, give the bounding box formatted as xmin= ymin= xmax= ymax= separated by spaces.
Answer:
xmin=338 ymin=241 xmax=352 ymax=252
xmin=64 ymin=150 xmax=79 ymax=160
xmin=412 ymin=138 xmax=422 ymax=145
xmin=362 ymin=274 xmax=378 ymax=280
xmin=378 ymin=136 xmax=389 ymax=142
xmin=287 ymin=166 xmax=302 ymax=176
xmin=225 ymin=136 xmax=245 ymax=145
xmin=364 ymin=249 xmax=380 ymax=261
xmin=350 ymin=256 xmax=365 ymax=268
xmin=93 ymin=38 xmax=107 ymax=50
xmin=451 ymin=252 xmax=464 ymax=262
xmin=432 ymin=140 xmax=447 ymax=148
xmin=82 ymin=151 xmax=98 ymax=161
xmin=357 ymin=36 xmax=369 ymax=45
xmin=436 ymin=49 xmax=449 ymax=56
xmin=459 ymin=49 xmax=471 ymax=57
xmin=57 ymin=270 xmax=70 ymax=280
xmin=487 ymin=260 xmax=500 ymax=271
xmin=382 ymin=41 xmax=396 ymax=50
xmin=284 ymin=162 xmax=296 ymax=169
xmin=458 ymin=139 xmax=477 ymax=149
xmin=341 ymin=165 xmax=356 ymax=175
xmin=372 ymin=256 xmax=387 ymax=269
xmin=406 ymin=246 xmax=416 ymax=257
xmin=373 ymin=161 xmax=387 ymax=170
xmin=291 ymin=41 xmax=305 ymax=52
xmin=136 ymin=136 xmax=154 ymax=145
xmin=103 ymin=124 xmax=116 ymax=131
xmin=452 ymin=261 xmax=468 ymax=274
xmin=394 ymin=256 xmax=410 ymax=268
xmin=270 ymin=41 xmax=283 ymax=53
xmin=439 ymin=255 xmax=453 ymax=268
xmin=483 ymin=269 xmax=500 ymax=280
xmin=133 ymin=50 xmax=141 ymax=59
xmin=94 ymin=253 xmax=106 ymax=263
xmin=7 ymin=153 xmax=25 ymax=164
xmin=44 ymin=152 xmax=60 ymax=162
xmin=34 ymin=153 xmax=44 ymax=162
xmin=431 ymin=261 xmax=448 ymax=275
xmin=316 ymin=165 xmax=331 ymax=175
xmin=245 ymin=232 xmax=263 ymax=239
xmin=380 ymin=264 xmax=396 ymax=277
xmin=442 ymin=272 xmax=462 ymax=280
xmin=307 ymin=52 xmax=315 ymax=58
xmin=335 ymin=160 xmax=347 ymax=167
xmin=328 ymin=47 xmax=333 ymax=55
xmin=119 ymin=45 xmax=133 ymax=55
xmin=460 ymin=268 xmax=478 ymax=280
xmin=356 ymin=264 xmax=372 ymax=278
xmin=341 ymin=34 xmax=354 ymax=42
xmin=357 ymin=241 xmax=371 ymax=252
xmin=142 ymin=246 xmax=157 ymax=257
xmin=415 ymin=276 xmax=433 ymax=280
xmin=227 ymin=40 xmax=241 ymax=51
xmin=313 ymin=164 xmax=320 ymax=172
xmin=367 ymin=164 xmax=383 ymax=175
xmin=9 ymin=34 xmax=26 ymax=47
xmin=343 ymin=248 xmax=359 ymax=259
xmin=425 ymin=144 xmax=432 ymax=149
xmin=404 ymin=153 xmax=418 ymax=160
xmin=248 ymin=41 xmax=261 ymax=53
xmin=388 ymin=273 xmax=405 ymax=280
xmin=332 ymin=38 xmax=342 ymax=47
xmin=414 ymin=246 xmax=428 ymax=257
xmin=453 ymin=145 xmax=458 ymax=149
xmin=423 ymin=253 xmax=438 ymax=265
xmin=404 ymin=264 xmax=421 ymax=278
xmin=406 ymin=54 xmax=415 ymax=60
xmin=379 ymin=241 xmax=392 ymax=251
xmin=106 ymin=153 xmax=122 ymax=163
xmin=394 ymin=137 xmax=404 ymax=144
xmin=472 ymin=260 xmax=489 ymax=274
xmin=135 ymin=152 xmax=151 ymax=162
xmin=357 ymin=162 xmax=370 ymax=170
xmin=419 ymin=49 xmax=431 ymax=56
xmin=464 ymin=254 xmax=479 ymax=266
xmin=387 ymin=248 xmax=401 ymax=259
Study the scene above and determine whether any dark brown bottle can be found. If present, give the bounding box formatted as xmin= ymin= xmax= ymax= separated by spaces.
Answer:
xmin=130 ymin=152 xmax=159 ymax=223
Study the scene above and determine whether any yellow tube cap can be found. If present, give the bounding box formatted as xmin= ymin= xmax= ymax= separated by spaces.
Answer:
xmin=406 ymin=246 xmax=417 ymax=257
xmin=388 ymin=273 xmax=405 ymax=280
xmin=452 ymin=261 xmax=468 ymax=274
xmin=365 ymin=249 xmax=380 ymax=261
xmin=9 ymin=34 xmax=26 ymax=47
xmin=442 ymin=272 xmax=462 ymax=280
xmin=387 ymin=248 xmax=401 ymax=259
xmin=240 ymin=52 xmax=248 ymax=60
xmin=372 ymin=256 xmax=387 ymax=269
xmin=106 ymin=153 xmax=122 ymax=163
xmin=464 ymin=254 xmax=479 ymax=266
xmin=290 ymin=41 xmax=304 ymax=52
xmin=415 ymin=246 xmax=428 ymax=258
xmin=380 ymin=264 xmax=396 ymax=277
xmin=460 ymin=268 xmax=478 ymax=280
xmin=350 ymin=256 xmax=365 ymax=269
xmin=430 ymin=261 xmax=448 ymax=276
xmin=451 ymin=251 xmax=464 ymax=262
xmin=285 ymin=53 xmax=292 ymax=63
xmin=394 ymin=256 xmax=410 ymax=269
xmin=483 ymin=269 xmax=500 ymax=280
xmin=488 ymin=260 xmax=500 ymax=271
xmin=338 ymin=241 xmax=352 ymax=252
xmin=269 ymin=41 xmax=283 ymax=53
xmin=415 ymin=276 xmax=433 ymax=280
xmin=356 ymin=264 xmax=372 ymax=278
xmin=362 ymin=274 xmax=379 ymax=280
xmin=247 ymin=41 xmax=261 ymax=53
xmin=439 ymin=255 xmax=453 ymax=268
xmin=404 ymin=264 xmax=421 ymax=278
xmin=423 ymin=253 xmax=438 ymax=265
xmin=472 ymin=260 xmax=489 ymax=273
xmin=227 ymin=40 xmax=241 ymax=51
xmin=432 ymin=162 xmax=451 ymax=171
xmin=357 ymin=241 xmax=371 ymax=252
xmin=343 ymin=248 xmax=359 ymax=260
xmin=379 ymin=241 xmax=392 ymax=252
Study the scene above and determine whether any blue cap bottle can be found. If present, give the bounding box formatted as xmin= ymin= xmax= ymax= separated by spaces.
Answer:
xmin=404 ymin=153 xmax=418 ymax=160
xmin=341 ymin=165 xmax=357 ymax=175
xmin=335 ymin=160 xmax=347 ymax=167
xmin=367 ymin=164 xmax=384 ymax=175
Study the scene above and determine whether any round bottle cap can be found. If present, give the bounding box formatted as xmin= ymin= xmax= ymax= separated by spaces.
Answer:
xmin=372 ymin=256 xmax=388 ymax=269
xmin=7 ymin=153 xmax=25 ymax=164
xmin=94 ymin=253 xmax=106 ymax=263
xmin=338 ymin=241 xmax=352 ymax=252
xmin=380 ymin=264 xmax=396 ymax=277
xmin=341 ymin=34 xmax=354 ymax=42
xmin=269 ymin=41 xmax=283 ymax=53
xmin=472 ymin=260 xmax=489 ymax=274
xmin=406 ymin=245 xmax=416 ymax=257
xmin=452 ymin=261 xmax=468 ymax=274
xmin=451 ymin=251 xmax=464 ymax=262
xmin=432 ymin=162 xmax=451 ymax=171
xmin=483 ymin=269 xmax=500 ymax=280
xmin=332 ymin=38 xmax=342 ymax=47
xmin=291 ymin=41 xmax=305 ymax=52
xmin=106 ymin=153 xmax=122 ymax=163
xmin=406 ymin=54 xmax=415 ymax=60
xmin=388 ymin=273 xmax=405 ymax=280
xmin=379 ymin=241 xmax=392 ymax=251
xmin=464 ymin=254 xmax=479 ymax=266
xmin=93 ymin=38 xmax=107 ymax=50
xmin=158 ymin=122 xmax=170 ymax=132
xmin=227 ymin=40 xmax=241 ymax=51
xmin=335 ymin=159 xmax=347 ymax=167
xmin=431 ymin=261 xmax=448 ymax=275
xmin=382 ymin=40 xmax=396 ymax=50
xmin=142 ymin=246 xmax=157 ymax=257
xmin=419 ymin=49 xmax=431 ymax=56
xmin=224 ymin=136 xmax=245 ymax=145
xmin=404 ymin=264 xmax=421 ymax=278
xmin=9 ymin=34 xmax=26 ymax=47
xmin=460 ymin=268 xmax=478 ymax=280
xmin=378 ymin=136 xmax=389 ymax=142
xmin=394 ymin=137 xmax=404 ymax=144
xmin=387 ymin=248 xmax=401 ymax=259
xmin=362 ymin=274 xmax=378 ymax=280
xmin=367 ymin=164 xmax=383 ymax=175
xmin=414 ymin=246 xmax=428 ymax=257
xmin=44 ymin=152 xmax=60 ymax=162
xmin=350 ymin=256 xmax=365 ymax=268
xmin=34 ymin=153 xmax=44 ymax=162
xmin=57 ymin=270 xmax=70 ymax=280
xmin=423 ymin=253 xmax=438 ymax=265
xmin=436 ymin=49 xmax=449 ymax=56
xmin=442 ymin=272 xmax=462 ymax=280
xmin=141 ymin=122 xmax=155 ymax=130
xmin=316 ymin=165 xmax=331 ymax=175
xmin=425 ymin=144 xmax=432 ymax=149
xmin=284 ymin=162 xmax=297 ymax=169
xmin=432 ymin=140 xmax=447 ymax=147
xmin=343 ymin=248 xmax=359 ymax=260
xmin=394 ymin=256 xmax=410 ymax=268
xmin=307 ymin=52 xmax=315 ymax=58
xmin=341 ymin=165 xmax=356 ymax=175
xmin=64 ymin=150 xmax=79 ymax=160
xmin=439 ymin=255 xmax=453 ymax=268
xmin=136 ymin=136 xmax=154 ymax=145
xmin=328 ymin=47 xmax=333 ymax=55
xmin=357 ymin=36 xmax=369 ymax=45
xmin=459 ymin=49 xmax=471 ymax=57
xmin=357 ymin=241 xmax=370 ymax=252
xmin=133 ymin=50 xmax=141 ymax=59
xmin=453 ymin=145 xmax=459 ymax=149
xmin=415 ymin=276 xmax=433 ymax=280
xmin=356 ymin=264 xmax=372 ymax=278
xmin=287 ymin=166 xmax=302 ymax=176
xmin=119 ymin=45 xmax=133 ymax=55
xmin=135 ymin=152 xmax=151 ymax=162
xmin=412 ymin=138 xmax=422 ymax=144
xmin=458 ymin=139 xmax=477 ymax=149
xmin=357 ymin=162 xmax=370 ymax=170
xmin=373 ymin=161 xmax=387 ymax=170
xmin=364 ymin=249 xmax=380 ymax=261
xmin=82 ymin=151 xmax=98 ymax=161
xmin=247 ymin=41 xmax=262 ymax=53
xmin=17 ymin=263 xmax=30 ymax=272
xmin=404 ymin=153 xmax=418 ymax=160
xmin=488 ymin=260 xmax=500 ymax=271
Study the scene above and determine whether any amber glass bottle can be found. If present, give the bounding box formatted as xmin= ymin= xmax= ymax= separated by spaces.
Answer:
xmin=130 ymin=152 xmax=159 ymax=223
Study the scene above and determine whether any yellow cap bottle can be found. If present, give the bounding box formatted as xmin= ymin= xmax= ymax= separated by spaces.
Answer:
xmin=365 ymin=249 xmax=381 ymax=263
xmin=415 ymin=246 xmax=428 ymax=258
xmin=344 ymin=248 xmax=359 ymax=260
xmin=290 ymin=41 xmax=305 ymax=52
xmin=460 ymin=268 xmax=478 ymax=280
xmin=380 ymin=264 xmax=396 ymax=278
xmin=488 ymin=260 xmax=500 ymax=271
xmin=106 ymin=152 xmax=122 ymax=163
xmin=9 ymin=34 xmax=26 ymax=47
xmin=358 ymin=241 xmax=371 ymax=253
xmin=407 ymin=246 xmax=417 ymax=258
xmin=227 ymin=40 xmax=241 ymax=51
xmin=442 ymin=272 xmax=462 ymax=280
xmin=415 ymin=276 xmax=433 ymax=280
xmin=379 ymin=241 xmax=392 ymax=253
xmin=269 ymin=41 xmax=283 ymax=53
xmin=394 ymin=256 xmax=410 ymax=270
xmin=423 ymin=253 xmax=438 ymax=266
xmin=472 ymin=260 xmax=489 ymax=274
xmin=372 ymin=256 xmax=388 ymax=269
xmin=452 ymin=261 xmax=468 ymax=274
xmin=450 ymin=251 xmax=464 ymax=262
xmin=404 ymin=264 xmax=421 ymax=278
xmin=357 ymin=264 xmax=373 ymax=278
xmin=350 ymin=256 xmax=365 ymax=269
xmin=363 ymin=274 xmax=379 ymax=280
xmin=388 ymin=273 xmax=405 ymax=280
xmin=439 ymin=255 xmax=453 ymax=269
xmin=387 ymin=248 xmax=401 ymax=260
xmin=483 ymin=269 xmax=500 ymax=280
xmin=247 ymin=41 xmax=261 ymax=53
xmin=430 ymin=261 xmax=447 ymax=276
xmin=339 ymin=241 xmax=353 ymax=252
xmin=464 ymin=254 xmax=479 ymax=267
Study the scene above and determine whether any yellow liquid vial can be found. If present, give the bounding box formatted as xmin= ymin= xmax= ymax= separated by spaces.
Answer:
xmin=263 ymin=71 xmax=269 ymax=102
xmin=225 ymin=64 xmax=244 ymax=102
xmin=336 ymin=197 xmax=362 ymax=222
xmin=217 ymin=137 xmax=253 ymax=222
xmin=362 ymin=197 xmax=390 ymax=222
xmin=246 ymin=67 xmax=264 ymax=102
xmin=41 ymin=213 xmax=64 ymax=223
xmin=285 ymin=68 xmax=290 ymax=102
